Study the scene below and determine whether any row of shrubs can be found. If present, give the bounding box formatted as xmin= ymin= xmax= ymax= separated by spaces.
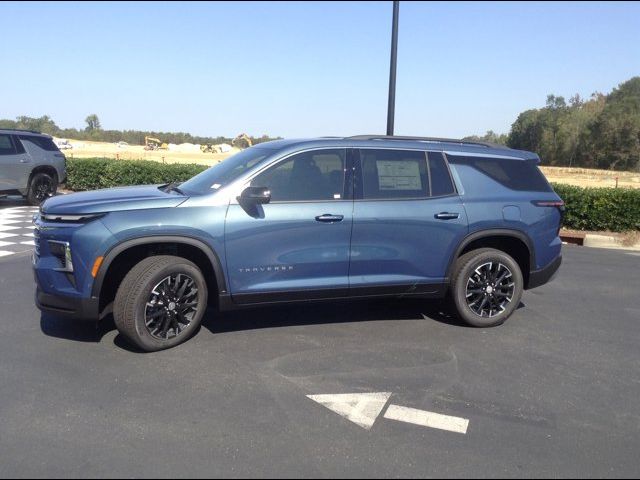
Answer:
xmin=550 ymin=183 xmax=640 ymax=232
xmin=65 ymin=158 xmax=208 ymax=191
xmin=64 ymin=158 xmax=640 ymax=232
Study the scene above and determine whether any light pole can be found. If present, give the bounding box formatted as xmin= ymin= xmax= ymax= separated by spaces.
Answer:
xmin=386 ymin=0 xmax=400 ymax=136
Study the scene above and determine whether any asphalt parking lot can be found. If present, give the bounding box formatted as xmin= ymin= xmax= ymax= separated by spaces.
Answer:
xmin=0 ymin=199 xmax=639 ymax=478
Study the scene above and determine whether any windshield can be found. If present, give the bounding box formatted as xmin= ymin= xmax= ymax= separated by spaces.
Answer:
xmin=179 ymin=147 xmax=271 ymax=195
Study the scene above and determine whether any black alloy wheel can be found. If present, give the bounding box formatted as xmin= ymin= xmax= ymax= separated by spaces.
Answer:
xmin=465 ymin=262 xmax=515 ymax=318
xmin=144 ymin=273 xmax=199 ymax=340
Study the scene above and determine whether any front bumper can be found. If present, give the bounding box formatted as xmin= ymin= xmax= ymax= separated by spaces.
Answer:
xmin=527 ymin=254 xmax=562 ymax=290
xmin=35 ymin=287 xmax=99 ymax=321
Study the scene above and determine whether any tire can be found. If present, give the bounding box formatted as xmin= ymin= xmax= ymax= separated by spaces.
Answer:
xmin=27 ymin=172 xmax=57 ymax=206
xmin=450 ymin=248 xmax=523 ymax=328
xmin=113 ymin=255 xmax=208 ymax=352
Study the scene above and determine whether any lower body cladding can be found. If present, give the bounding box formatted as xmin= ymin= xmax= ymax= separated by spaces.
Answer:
xmin=35 ymin=287 xmax=99 ymax=320
xmin=527 ymin=254 xmax=562 ymax=289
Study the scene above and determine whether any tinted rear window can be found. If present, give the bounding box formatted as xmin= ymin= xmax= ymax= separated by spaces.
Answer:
xmin=447 ymin=155 xmax=551 ymax=192
xmin=18 ymin=135 xmax=59 ymax=152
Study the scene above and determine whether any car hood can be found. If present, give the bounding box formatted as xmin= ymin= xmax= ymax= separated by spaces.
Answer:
xmin=41 ymin=185 xmax=188 ymax=215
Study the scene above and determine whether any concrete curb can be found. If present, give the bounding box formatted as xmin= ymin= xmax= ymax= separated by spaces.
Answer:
xmin=582 ymin=234 xmax=640 ymax=251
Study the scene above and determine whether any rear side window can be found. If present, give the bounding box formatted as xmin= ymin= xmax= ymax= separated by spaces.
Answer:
xmin=447 ymin=155 xmax=552 ymax=192
xmin=0 ymin=134 xmax=17 ymax=155
xmin=18 ymin=135 xmax=59 ymax=152
xmin=358 ymin=149 xmax=456 ymax=199
xmin=360 ymin=149 xmax=429 ymax=199
xmin=427 ymin=152 xmax=456 ymax=196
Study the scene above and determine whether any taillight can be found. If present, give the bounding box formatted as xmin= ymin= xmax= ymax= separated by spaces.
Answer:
xmin=532 ymin=200 xmax=565 ymax=232
xmin=532 ymin=200 xmax=565 ymax=208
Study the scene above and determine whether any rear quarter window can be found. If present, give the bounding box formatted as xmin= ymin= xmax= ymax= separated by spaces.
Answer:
xmin=446 ymin=155 xmax=551 ymax=192
xmin=18 ymin=135 xmax=59 ymax=152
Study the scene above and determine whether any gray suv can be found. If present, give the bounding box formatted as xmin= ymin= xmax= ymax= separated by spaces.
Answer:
xmin=0 ymin=129 xmax=66 ymax=205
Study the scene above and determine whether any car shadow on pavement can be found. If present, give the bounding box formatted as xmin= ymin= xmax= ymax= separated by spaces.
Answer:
xmin=0 ymin=197 xmax=30 ymax=208
xmin=40 ymin=313 xmax=117 ymax=344
xmin=203 ymin=297 xmax=468 ymax=335
xmin=0 ymin=192 xmax=66 ymax=209
xmin=40 ymin=297 xmax=469 ymax=352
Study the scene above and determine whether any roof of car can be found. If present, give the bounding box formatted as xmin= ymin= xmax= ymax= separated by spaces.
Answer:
xmin=255 ymin=135 xmax=539 ymax=161
xmin=0 ymin=128 xmax=47 ymax=136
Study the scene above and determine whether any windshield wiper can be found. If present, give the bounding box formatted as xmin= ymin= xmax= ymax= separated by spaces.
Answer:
xmin=163 ymin=181 xmax=185 ymax=195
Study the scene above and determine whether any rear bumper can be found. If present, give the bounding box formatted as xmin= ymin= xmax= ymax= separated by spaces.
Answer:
xmin=35 ymin=288 xmax=99 ymax=321
xmin=527 ymin=254 xmax=562 ymax=290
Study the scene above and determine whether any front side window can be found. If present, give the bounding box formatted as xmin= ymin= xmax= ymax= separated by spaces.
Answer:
xmin=179 ymin=147 xmax=271 ymax=195
xmin=251 ymin=149 xmax=346 ymax=202
xmin=0 ymin=134 xmax=17 ymax=156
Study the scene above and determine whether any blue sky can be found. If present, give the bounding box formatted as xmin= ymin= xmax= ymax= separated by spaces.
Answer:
xmin=1 ymin=1 xmax=639 ymax=138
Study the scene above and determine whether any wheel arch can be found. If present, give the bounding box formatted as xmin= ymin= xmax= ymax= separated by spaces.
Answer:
xmin=29 ymin=165 xmax=59 ymax=184
xmin=447 ymin=229 xmax=535 ymax=288
xmin=93 ymin=235 xmax=227 ymax=313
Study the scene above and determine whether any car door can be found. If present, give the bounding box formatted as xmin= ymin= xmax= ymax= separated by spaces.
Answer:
xmin=349 ymin=148 xmax=468 ymax=296
xmin=224 ymin=148 xmax=354 ymax=304
xmin=0 ymin=134 xmax=31 ymax=192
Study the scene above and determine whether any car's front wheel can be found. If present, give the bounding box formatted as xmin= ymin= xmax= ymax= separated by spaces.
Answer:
xmin=114 ymin=255 xmax=208 ymax=352
xmin=450 ymin=248 xmax=523 ymax=328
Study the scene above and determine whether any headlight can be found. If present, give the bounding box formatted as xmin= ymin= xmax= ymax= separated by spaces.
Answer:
xmin=41 ymin=213 xmax=103 ymax=223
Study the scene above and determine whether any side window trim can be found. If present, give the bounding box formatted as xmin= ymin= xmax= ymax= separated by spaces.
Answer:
xmin=425 ymin=151 xmax=433 ymax=197
xmin=248 ymin=147 xmax=352 ymax=204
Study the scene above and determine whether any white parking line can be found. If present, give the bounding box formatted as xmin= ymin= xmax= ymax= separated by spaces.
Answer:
xmin=383 ymin=404 xmax=469 ymax=434
xmin=307 ymin=392 xmax=392 ymax=430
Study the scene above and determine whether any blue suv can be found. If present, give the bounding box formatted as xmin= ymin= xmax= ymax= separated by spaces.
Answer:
xmin=33 ymin=136 xmax=563 ymax=351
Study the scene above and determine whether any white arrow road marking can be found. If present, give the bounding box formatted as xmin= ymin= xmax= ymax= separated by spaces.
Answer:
xmin=384 ymin=404 xmax=469 ymax=434
xmin=306 ymin=392 xmax=392 ymax=430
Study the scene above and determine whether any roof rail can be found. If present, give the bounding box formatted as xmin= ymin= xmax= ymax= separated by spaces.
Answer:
xmin=0 ymin=128 xmax=42 ymax=134
xmin=347 ymin=135 xmax=506 ymax=149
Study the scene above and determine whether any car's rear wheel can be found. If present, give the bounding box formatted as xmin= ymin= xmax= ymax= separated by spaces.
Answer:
xmin=450 ymin=248 xmax=523 ymax=328
xmin=113 ymin=255 xmax=208 ymax=352
xmin=27 ymin=172 xmax=57 ymax=205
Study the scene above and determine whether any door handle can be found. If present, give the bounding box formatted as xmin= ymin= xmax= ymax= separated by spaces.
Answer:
xmin=434 ymin=212 xmax=459 ymax=220
xmin=315 ymin=214 xmax=344 ymax=223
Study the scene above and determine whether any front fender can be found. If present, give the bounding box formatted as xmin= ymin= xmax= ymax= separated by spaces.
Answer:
xmin=96 ymin=206 xmax=228 ymax=296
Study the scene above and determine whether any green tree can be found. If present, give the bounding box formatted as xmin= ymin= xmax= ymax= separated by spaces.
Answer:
xmin=13 ymin=115 xmax=60 ymax=135
xmin=463 ymin=130 xmax=508 ymax=145
xmin=85 ymin=114 xmax=101 ymax=132
xmin=582 ymin=78 xmax=640 ymax=171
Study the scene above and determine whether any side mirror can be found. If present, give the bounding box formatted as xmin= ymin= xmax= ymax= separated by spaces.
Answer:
xmin=239 ymin=186 xmax=271 ymax=205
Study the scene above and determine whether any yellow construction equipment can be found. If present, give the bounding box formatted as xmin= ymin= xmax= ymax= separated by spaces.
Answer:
xmin=232 ymin=133 xmax=252 ymax=149
xmin=200 ymin=143 xmax=221 ymax=153
xmin=144 ymin=136 xmax=169 ymax=151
